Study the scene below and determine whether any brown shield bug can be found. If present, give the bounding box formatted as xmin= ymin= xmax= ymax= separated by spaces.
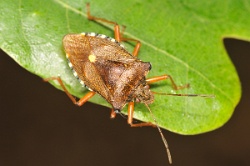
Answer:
xmin=44 ymin=3 xmax=213 ymax=164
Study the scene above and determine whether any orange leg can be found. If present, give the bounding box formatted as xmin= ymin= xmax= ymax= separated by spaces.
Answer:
xmin=44 ymin=77 xmax=96 ymax=106
xmin=127 ymin=102 xmax=155 ymax=127
xmin=111 ymin=102 xmax=155 ymax=127
xmin=146 ymin=74 xmax=190 ymax=90
xmin=110 ymin=109 xmax=116 ymax=119
xmin=86 ymin=3 xmax=141 ymax=57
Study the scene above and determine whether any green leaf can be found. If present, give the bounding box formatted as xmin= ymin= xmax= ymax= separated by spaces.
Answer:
xmin=0 ymin=0 xmax=245 ymax=134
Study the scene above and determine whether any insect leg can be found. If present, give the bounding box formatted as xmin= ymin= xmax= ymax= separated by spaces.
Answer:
xmin=146 ymin=74 xmax=190 ymax=90
xmin=86 ymin=3 xmax=122 ymax=42
xmin=110 ymin=109 xmax=116 ymax=119
xmin=127 ymin=102 xmax=156 ymax=127
xmin=120 ymin=38 xmax=141 ymax=57
xmin=44 ymin=77 xmax=96 ymax=106
xmin=86 ymin=3 xmax=141 ymax=57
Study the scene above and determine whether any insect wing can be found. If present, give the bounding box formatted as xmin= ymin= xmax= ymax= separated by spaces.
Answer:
xmin=63 ymin=34 xmax=112 ymax=102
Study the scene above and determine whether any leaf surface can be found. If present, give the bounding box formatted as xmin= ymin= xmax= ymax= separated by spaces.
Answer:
xmin=0 ymin=0 xmax=246 ymax=134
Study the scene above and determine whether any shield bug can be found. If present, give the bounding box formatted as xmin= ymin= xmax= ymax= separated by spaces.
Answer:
xmin=44 ymin=3 xmax=213 ymax=164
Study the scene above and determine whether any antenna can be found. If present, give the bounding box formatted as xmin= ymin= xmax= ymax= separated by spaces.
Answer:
xmin=144 ymin=92 xmax=214 ymax=164
xmin=152 ymin=91 xmax=215 ymax=98
xmin=144 ymin=103 xmax=172 ymax=164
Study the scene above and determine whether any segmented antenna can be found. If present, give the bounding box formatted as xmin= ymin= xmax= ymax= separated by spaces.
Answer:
xmin=144 ymin=103 xmax=172 ymax=164
xmin=152 ymin=91 xmax=215 ymax=98
xmin=146 ymin=91 xmax=214 ymax=164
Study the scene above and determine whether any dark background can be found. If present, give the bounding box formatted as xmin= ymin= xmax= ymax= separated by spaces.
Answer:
xmin=0 ymin=39 xmax=249 ymax=166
